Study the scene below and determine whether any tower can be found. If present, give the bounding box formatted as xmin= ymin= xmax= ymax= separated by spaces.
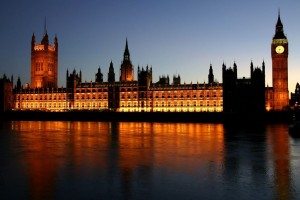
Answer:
xmin=208 ymin=64 xmax=214 ymax=84
xmin=138 ymin=65 xmax=152 ymax=88
xmin=108 ymin=61 xmax=115 ymax=83
xmin=271 ymin=12 xmax=289 ymax=110
xmin=95 ymin=67 xmax=103 ymax=83
xmin=31 ymin=25 xmax=58 ymax=88
xmin=120 ymin=39 xmax=134 ymax=82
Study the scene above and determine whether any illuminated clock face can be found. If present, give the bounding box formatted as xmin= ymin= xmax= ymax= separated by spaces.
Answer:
xmin=275 ymin=45 xmax=284 ymax=54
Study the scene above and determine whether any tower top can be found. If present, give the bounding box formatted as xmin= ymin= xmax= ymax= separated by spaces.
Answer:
xmin=44 ymin=17 xmax=47 ymax=35
xmin=124 ymin=38 xmax=130 ymax=57
xmin=122 ymin=38 xmax=131 ymax=64
xmin=273 ymin=12 xmax=286 ymax=39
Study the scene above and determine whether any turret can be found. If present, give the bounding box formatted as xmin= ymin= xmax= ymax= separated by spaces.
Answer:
xmin=250 ymin=60 xmax=254 ymax=77
xmin=123 ymin=38 xmax=131 ymax=63
xmin=41 ymin=32 xmax=49 ymax=49
xmin=138 ymin=65 xmax=152 ymax=88
xmin=95 ymin=67 xmax=103 ymax=83
xmin=16 ymin=76 xmax=22 ymax=91
xmin=120 ymin=39 xmax=134 ymax=82
xmin=233 ymin=62 xmax=237 ymax=78
xmin=208 ymin=64 xmax=214 ymax=84
xmin=54 ymin=34 xmax=58 ymax=53
xmin=31 ymin=33 xmax=36 ymax=51
xmin=173 ymin=74 xmax=181 ymax=85
xmin=108 ymin=61 xmax=115 ymax=83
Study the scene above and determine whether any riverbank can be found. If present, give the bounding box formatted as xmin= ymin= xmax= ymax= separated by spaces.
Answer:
xmin=0 ymin=110 xmax=294 ymax=124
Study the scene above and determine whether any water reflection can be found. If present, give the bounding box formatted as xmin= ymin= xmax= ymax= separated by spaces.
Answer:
xmin=266 ymin=125 xmax=293 ymax=200
xmin=0 ymin=121 xmax=298 ymax=199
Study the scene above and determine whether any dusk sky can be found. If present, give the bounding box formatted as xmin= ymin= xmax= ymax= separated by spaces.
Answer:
xmin=0 ymin=0 xmax=299 ymax=93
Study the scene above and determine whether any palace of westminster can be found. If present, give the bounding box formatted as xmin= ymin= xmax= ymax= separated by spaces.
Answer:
xmin=0 ymin=14 xmax=296 ymax=113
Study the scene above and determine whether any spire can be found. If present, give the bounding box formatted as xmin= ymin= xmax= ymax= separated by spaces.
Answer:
xmin=274 ymin=10 xmax=286 ymax=39
xmin=208 ymin=64 xmax=214 ymax=84
xmin=123 ymin=38 xmax=131 ymax=62
xmin=44 ymin=17 xmax=47 ymax=35
xmin=41 ymin=17 xmax=49 ymax=46
xmin=54 ymin=34 xmax=58 ymax=44
xmin=31 ymin=33 xmax=36 ymax=50
xmin=108 ymin=61 xmax=115 ymax=82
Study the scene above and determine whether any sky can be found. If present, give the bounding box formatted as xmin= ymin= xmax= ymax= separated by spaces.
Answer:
xmin=0 ymin=0 xmax=299 ymax=93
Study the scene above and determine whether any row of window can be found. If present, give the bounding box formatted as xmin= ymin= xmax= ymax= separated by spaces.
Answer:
xmin=17 ymin=103 xmax=66 ymax=108
xmin=16 ymin=95 xmax=66 ymax=101
xmin=17 ymin=102 xmax=108 ymax=109
xmin=121 ymin=101 xmax=223 ymax=107
xmin=74 ymin=103 xmax=108 ymax=108
xmin=76 ymin=89 xmax=108 ymax=93
xmin=75 ymin=95 xmax=107 ymax=100
xmin=121 ymin=94 xmax=222 ymax=99
xmin=35 ymin=63 xmax=55 ymax=72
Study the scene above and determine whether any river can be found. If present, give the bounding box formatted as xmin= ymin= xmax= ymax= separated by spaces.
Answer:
xmin=0 ymin=121 xmax=299 ymax=199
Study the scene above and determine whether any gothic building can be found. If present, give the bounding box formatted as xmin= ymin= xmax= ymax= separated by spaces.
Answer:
xmin=266 ymin=13 xmax=289 ymax=111
xmin=12 ymin=39 xmax=223 ymax=112
xmin=1 ymin=13 xmax=291 ymax=113
xmin=0 ymin=75 xmax=13 ymax=112
xmin=290 ymin=83 xmax=300 ymax=109
xmin=120 ymin=39 xmax=134 ymax=82
xmin=222 ymin=61 xmax=265 ymax=113
xmin=31 ymin=30 xmax=58 ymax=88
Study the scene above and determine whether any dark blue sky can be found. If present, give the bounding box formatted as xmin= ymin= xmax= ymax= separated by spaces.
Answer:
xmin=0 ymin=0 xmax=299 ymax=92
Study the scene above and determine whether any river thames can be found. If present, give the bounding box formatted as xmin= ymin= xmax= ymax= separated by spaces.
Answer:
xmin=0 ymin=121 xmax=300 ymax=200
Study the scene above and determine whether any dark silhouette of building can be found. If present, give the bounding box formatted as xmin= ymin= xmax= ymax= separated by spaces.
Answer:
xmin=95 ymin=67 xmax=103 ymax=83
xmin=208 ymin=64 xmax=214 ymax=84
xmin=290 ymin=83 xmax=300 ymax=109
xmin=172 ymin=75 xmax=181 ymax=85
xmin=222 ymin=61 xmax=265 ymax=113
xmin=108 ymin=61 xmax=115 ymax=83
xmin=0 ymin=74 xmax=13 ymax=112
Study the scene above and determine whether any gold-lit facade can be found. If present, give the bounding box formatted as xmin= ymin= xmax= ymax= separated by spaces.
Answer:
xmin=31 ymin=32 xmax=58 ymax=88
xmin=2 ymin=14 xmax=292 ymax=113
xmin=269 ymin=14 xmax=289 ymax=111
xmin=13 ymin=38 xmax=223 ymax=112
xmin=13 ymin=77 xmax=223 ymax=112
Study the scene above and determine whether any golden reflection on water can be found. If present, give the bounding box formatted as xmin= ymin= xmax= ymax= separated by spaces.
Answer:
xmin=266 ymin=125 xmax=292 ymax=200
xmin=7 ymin=121 xmax=296 ymax=199
xmin=10 ymin=121 xmax=225 ymax=199
xmin=117 ymin=122 xmax=225 ymax=176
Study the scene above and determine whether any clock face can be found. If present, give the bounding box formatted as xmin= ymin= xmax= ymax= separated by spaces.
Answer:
xmin=275 ymin=45 xmax=284 ymax=54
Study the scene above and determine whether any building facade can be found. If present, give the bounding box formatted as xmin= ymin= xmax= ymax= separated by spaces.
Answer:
xmin=31 ymin=31 xmax=58 ymax=88
xmin=290 ymin=83 xmax=300 ymax=109
xmin=266 ymin=13 xmax=289 ymax=111
xmin=222 ymin=61 xmax=265 ymax=113
xmin=12 ymin=39 xmax=223 ymax=112
xmin=1 ymin=14 xmax=290 ymax=113
xmin=0 ymin=75 xmax=13 ymax=112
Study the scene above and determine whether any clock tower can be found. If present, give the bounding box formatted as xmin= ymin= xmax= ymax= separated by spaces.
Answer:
xmin=271 ymin=13 xmax=289 ymax=110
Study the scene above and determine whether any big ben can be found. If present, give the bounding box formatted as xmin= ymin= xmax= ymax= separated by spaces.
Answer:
xmin=271 ymin=13 xmax=289 ymax=111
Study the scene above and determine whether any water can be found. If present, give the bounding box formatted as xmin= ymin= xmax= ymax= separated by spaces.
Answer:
xmin=0 ymin=121 xmax=300 ymax=200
